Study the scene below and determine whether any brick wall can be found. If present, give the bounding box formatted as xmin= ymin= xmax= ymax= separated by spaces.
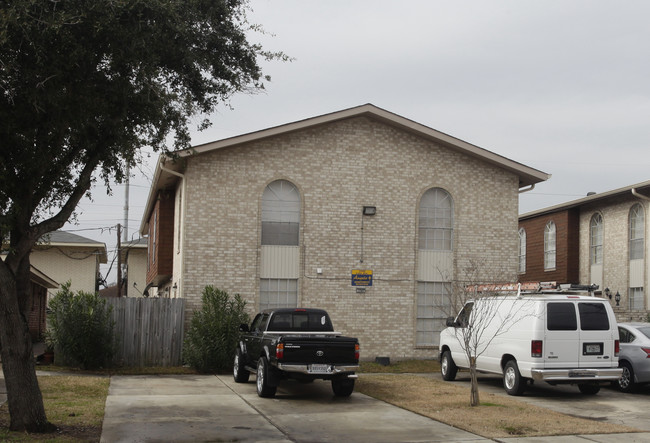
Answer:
xmin=176 ymin=116 xmax=520 ymax=359
xmin=579 ymin=194 xmax=648 ymax=312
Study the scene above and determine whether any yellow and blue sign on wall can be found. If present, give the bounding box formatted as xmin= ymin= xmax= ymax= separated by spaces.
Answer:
xmin=351 ymin=269 xmax=373 ymax=286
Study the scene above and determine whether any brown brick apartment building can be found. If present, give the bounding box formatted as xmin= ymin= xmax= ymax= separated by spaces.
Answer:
xmin=140 ymin=104 xmax=549 ymax=359
xmin=519 ymin=181 xmax=650 ymax=321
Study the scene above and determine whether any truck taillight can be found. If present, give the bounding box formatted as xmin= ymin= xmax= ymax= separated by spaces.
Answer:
xmin=354 ymin=343 xmax=360 ymax=361
xmin=615 ymin=340 xmax=620 ymax=357
xmin=276 ymin=343 xmax=284 ymax=360
xmin=531 ymin=340 xmax=543 ymax=358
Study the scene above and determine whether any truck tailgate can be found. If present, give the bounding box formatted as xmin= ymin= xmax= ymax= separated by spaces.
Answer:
xmin=281 ymin=336 xmax=358 ymax=364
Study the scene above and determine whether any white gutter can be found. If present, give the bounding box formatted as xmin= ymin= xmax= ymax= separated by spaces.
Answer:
xmin=518 ymin=184 xmax=535 ymax=194
xmin=631 ymin=188 xmax=650 ymax=201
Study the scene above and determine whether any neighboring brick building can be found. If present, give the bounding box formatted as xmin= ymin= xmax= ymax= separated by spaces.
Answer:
xmin=519 ymin=180 xmax=650 ymax=321
xmin=140 ymin=104 xmax=549 ymax=359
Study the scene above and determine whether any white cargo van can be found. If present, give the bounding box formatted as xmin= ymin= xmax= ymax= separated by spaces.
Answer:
xmin=438 ymin=285 xmax=621 ymax=395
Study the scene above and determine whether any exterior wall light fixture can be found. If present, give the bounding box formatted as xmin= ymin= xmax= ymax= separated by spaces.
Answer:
xmin=362 ymin=206 xmax=377 ymax=216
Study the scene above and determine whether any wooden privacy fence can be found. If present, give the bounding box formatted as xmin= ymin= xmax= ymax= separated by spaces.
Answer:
xmin=106 ymin=297 xmax=185 ymax=367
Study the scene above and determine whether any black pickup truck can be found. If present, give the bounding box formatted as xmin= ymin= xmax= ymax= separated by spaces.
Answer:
xmin=233 ymin=308 xmax=360 ymax=398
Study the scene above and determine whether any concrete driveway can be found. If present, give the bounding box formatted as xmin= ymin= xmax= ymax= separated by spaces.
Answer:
xmin=100 ymin=374 xmax=488 ymax=442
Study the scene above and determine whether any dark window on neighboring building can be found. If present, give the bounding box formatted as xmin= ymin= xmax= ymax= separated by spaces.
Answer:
xmin=590 ymin=213 xmax=603 ymax=265
xmin=544 ymin=221 xmax=556 ymax=270
xmin=630 ymin=204 xmax=644 ymax=260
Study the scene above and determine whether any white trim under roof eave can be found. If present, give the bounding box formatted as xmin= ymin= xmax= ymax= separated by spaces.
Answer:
xmin=519 ymin=179 xmax=650 ymax=220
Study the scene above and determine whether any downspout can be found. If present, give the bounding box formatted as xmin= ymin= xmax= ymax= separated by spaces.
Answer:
xmin=159 ymin=160 xmax=186 ymax=299
xmin=518 ymin=184 xmax=535 ymax=194
xmin=631 ymin=188 xmax=650 ymax=201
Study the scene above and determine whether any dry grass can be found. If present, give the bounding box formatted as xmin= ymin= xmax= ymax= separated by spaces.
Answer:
xmin=0 ymin=376 xmax=109 ymax=442
xmin=356 ymin=374 xmax=639 ymax=439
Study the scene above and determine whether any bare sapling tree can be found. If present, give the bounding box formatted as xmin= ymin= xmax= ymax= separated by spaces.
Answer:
xmin=443 ymin=259 xmax=536 ymax=406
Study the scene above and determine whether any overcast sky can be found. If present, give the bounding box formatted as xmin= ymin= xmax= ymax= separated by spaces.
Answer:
xmin=63 ymin=0 xmax=650 ymax=285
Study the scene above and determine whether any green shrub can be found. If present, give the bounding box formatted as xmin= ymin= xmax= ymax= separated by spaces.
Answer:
xmin=183 ymin=286 xmax=249 ymax=373
xmin=48 ymin=282 xmax=116 ymax=369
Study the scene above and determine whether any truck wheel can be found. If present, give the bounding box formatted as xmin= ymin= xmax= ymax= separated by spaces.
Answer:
xmin=503 ymin=360 xmax=526 ymax=396
xmin=256 ymin=357 xmax=277 ymax=398
xmin=233 ymin=349 xmax=250 ymax=383
xmin=578 ymin=383 xmax=600 ymax=395
xmin=617 ymin=361 xmax=636 ymax=393
xmin=440 ymin=350 xmax=458 ymax=381
xmin=331 ymin=378 xmax=355 ymax=397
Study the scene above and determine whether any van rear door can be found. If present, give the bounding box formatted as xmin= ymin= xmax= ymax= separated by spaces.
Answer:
xmin=576 ymin=301 xmax=615 ymax=368
xmin=544 ymin=302 xmax=580 ymax=368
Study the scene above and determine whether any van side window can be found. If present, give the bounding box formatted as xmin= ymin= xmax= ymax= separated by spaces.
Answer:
xmin=547 ymin=303 xmax=577 ymax=330
xmin=457 ymin=302 xmax=474 ymax=327
xmin=578 ymin=302 xmax=609 ymax=331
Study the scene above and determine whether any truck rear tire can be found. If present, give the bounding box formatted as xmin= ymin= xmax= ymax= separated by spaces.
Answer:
xmin=440 ymin=350 xmax=458 ymax=381
xmin=233 ymin=349 xmax=250 ymax=383
xmin=503 ymin=360 xmax=526 ymax=396
xmin=331 ymin=378 xmax=355 ymax=397
xmin=256 ymin=357 xmax=277 ymax=398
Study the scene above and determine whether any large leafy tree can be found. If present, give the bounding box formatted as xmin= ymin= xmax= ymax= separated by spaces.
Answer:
xmin=0 ymin=0 xmax=283 ymax=432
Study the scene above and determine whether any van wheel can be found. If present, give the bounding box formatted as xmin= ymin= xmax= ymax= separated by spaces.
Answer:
xmin=331 ymin=378 xmax=355 ymax=397
xmin=441 ymin=351 xmax=458 ymax=381
xmin=233 ymin=349 xmax=250 ymax=383
xmin=578 ymin=383 xmax=600 ymax=395
xmin=256 ymin=357 xmax=277 ymax=398
xmin=618 ymin=361 xmax=636 ymax=393
xmin=503 ymin=360 xmax=526 ymax=396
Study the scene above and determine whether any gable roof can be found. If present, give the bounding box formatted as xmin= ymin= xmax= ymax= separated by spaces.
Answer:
xmin=519 ymin=179 xmax=650 ymax=220
xmin=36 ymin=231 xmax=108 ymax=263
xmin=141 ymin=104 xmax=550 ymax=233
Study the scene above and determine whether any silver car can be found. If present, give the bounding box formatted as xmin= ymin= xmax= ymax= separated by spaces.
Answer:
xmin=617 ymin=322 xmax=650 ymax=392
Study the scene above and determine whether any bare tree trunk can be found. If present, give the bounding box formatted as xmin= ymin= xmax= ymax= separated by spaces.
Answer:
xmin=0 ymin=265 xmax=53 ymax=432
xmin=469 ymin=357 xmax=480 ymax=406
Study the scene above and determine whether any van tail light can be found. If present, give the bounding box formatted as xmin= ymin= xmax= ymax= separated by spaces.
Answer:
xmin=354 ymin=343 xmax=360 ymax=361
xmin=531 ymin=340 xmax=543 ymax=358
xmin=276 ymin=343 xmax=284 ymax=360
xmin=614 ymin=340 xmax=620 ymax=357
xmin=642 ymin=347 xmax=650 ymax=358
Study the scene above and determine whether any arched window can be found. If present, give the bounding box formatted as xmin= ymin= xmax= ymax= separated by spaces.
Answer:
xmin=261 ymin=180 xmax=300 ymax=246
xmin=630 ymin=204 xmax=644 ymax=260
xmin=518 ymin=228 xmax=526 ymax=273
xmin=544 ymin=221 xmax=556 ymax=270
xmin=590 ymin=214 xmax=603 ymax=265
xmin=418 ymin=188 xmax=453 ymax=251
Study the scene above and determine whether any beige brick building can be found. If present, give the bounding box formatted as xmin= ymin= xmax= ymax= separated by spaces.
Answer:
xmin=519 ymin=180 xmax=650 ymax=322
xmin=140 ymin=104 xmax=548 ymax=359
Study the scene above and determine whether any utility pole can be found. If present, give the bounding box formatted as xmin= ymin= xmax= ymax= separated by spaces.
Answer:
xmin=117 ymin=224 xmax=122 ymax=297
